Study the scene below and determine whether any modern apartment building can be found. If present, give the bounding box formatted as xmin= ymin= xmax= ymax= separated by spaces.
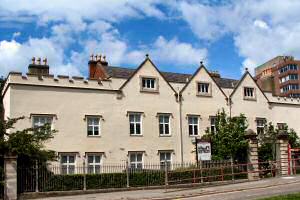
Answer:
xmin=255 ymin=56 xmax=300 ymax=97
xmin=2 ymin=55 xmax=300 ymax=173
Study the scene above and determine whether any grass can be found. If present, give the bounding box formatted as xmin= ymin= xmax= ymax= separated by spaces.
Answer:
xmin=258 ymin=192 xmax=300 ymax=200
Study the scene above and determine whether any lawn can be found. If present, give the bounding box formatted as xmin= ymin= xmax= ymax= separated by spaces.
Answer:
xmin=259 ymin=193 xmax=300 ymax=200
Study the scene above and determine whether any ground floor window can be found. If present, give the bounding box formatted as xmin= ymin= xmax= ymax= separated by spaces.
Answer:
xmin=87 ymin=154 xmax=101 ymax=174
xmin=129 ymin=152 xmax=143 ymax=169
xmin=60 ymin=154 xmax=75 ymax=174
xmin=159 ymin=152 xmax=172 ymax=170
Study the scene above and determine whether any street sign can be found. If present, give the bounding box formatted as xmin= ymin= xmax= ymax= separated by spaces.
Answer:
xmin=197 ymin=141 xmax=211 ymax=161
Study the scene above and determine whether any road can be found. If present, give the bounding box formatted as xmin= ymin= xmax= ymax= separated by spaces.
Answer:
xmin=31 ymin=176 xmax=300 ymax=200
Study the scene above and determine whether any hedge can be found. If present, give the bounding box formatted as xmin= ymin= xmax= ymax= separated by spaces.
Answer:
xmin=18 ymin=166 xmax=247 ymax=192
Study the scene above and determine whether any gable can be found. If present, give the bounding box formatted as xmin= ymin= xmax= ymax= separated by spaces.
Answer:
xmin=180 ymin=65 xmax=227 ymax=99
xmin=119 ymin=58 xmax=177 ymax=95
xmin=230 ymin=72 xmax=269 ymax=103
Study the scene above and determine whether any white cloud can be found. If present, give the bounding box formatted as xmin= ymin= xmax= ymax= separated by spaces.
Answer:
xmin=177 ymin=0 xmax=300 ymax=74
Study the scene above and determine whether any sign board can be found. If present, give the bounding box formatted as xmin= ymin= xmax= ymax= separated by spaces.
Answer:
xmin=197 ymin=141 xmax=211 ymax=161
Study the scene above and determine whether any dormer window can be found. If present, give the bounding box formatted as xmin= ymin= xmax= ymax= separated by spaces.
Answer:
xmin=197 ymin=82 xmax=211 ymax=96
xmin=244 ymin=87 xmax=256 ymax=100
xmin=140 ymin=76 xmax=158 ymax=92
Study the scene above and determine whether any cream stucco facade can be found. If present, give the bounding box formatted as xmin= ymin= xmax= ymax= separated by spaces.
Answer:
xmin=2 ymin=57 xmax=300 ymax=167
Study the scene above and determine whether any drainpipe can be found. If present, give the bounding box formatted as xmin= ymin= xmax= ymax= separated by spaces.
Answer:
xmin=177 ymin=89 xmax=184 ymax=164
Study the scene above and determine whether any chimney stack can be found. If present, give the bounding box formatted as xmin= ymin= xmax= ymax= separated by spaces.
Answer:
xmin=28 ymin=57 xmax=49 ymax=76
xmin=88 ymin=53 xmax=109 ymax=79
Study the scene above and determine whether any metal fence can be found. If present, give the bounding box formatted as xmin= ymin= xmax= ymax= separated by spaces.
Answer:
xmin=0 ymin=157 xmax=4 ymax=200
xmin=16 ymin=159 xmax=295 ymax=195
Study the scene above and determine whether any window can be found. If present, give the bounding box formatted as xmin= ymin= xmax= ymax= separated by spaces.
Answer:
xmin=141 ymin=77 xmax=157 ymax=91
xmin=197 ymin=82 xmax=211 ymax=96
xmin=32 ymin=115 xmax=52 ymax=128
xmin=60 ymin=154 xmax=75 ymax=174
xmin=279 ymin=64 xmax=298 ymax=74
xmin=277 ymin=123 xmax=287 ymax=130
xmin=188 ymin=116 xmax=199 ymax=136
xmin=129 ymin=113 xmax=142 ymax=135
xmin=244 ymin=87 xmax=255 ymax=99
xmin=87 ymin=117 xmax=100 ymax=136
xmin=159 ymin=115 xmax=170 ymax=135
xmin=256 ymin=118 xmax=266 ymax=135
xmin=159 ymin=152 xmax=172 ymax=170
xmin=87 ymin=154 xmax=101 ymax=174
xmin=129 ymin=152 xmax=143 ymax=169
xmin=210 ymin=116 xmax=217 ymax=133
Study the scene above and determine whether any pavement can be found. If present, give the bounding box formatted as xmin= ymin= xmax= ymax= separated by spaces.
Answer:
xmin=31 ymin=176 xmax=300 ymax=200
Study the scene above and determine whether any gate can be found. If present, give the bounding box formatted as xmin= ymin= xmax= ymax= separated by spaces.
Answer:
xmin=288 ymin=145 xmax=300 ymax=175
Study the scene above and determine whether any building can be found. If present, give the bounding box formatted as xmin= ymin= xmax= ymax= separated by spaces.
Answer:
xmin=255 ymin=56 xmax=300 ymax=97
xmin=2 ymin=54 xmax=300 ymax=173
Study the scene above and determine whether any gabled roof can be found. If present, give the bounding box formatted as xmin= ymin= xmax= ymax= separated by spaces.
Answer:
xmin=179 ymin=64 xmax=228 ymax=98
xmin=119 ymin=57 xmax=177 ymax=93
xmin=229 ymin=70 xmax=270 ymax=101
xmin=103 ymin=65 xmax=238 ymax=88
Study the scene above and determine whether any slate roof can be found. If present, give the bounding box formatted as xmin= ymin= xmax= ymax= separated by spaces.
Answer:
xmin=104 ymin=66 xmax=238 ymax=88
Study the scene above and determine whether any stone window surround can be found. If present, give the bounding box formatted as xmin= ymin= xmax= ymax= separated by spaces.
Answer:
xmin=196 ymin=81 xmax=212 ymax=97
xmin=243 ymin=86 xmax=257 ymax=101
xmin=140 ymin=75 xmax=159 ymax=93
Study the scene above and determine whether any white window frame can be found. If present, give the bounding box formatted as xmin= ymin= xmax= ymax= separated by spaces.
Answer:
xmin=210 ymin=116 xmax=217 ymax=133
xmin=129 ymin=152 xmax=143 ymax=169
xmin=158 ymin=114 xmax=171 ymax=136
xmin=87 ymin=116 xmax=101 ymax=136
xmin=197 ymin=82 xmax=211 ymax=96
xmin=243 ymin=87 xmax=256 ymax=100
xmin=256 ymin=118 xmax=266 ymax=135
xmin=140 ymin=76 xmax=159 ymax=92
xmin=159 ymin=151 xmax=172 ymax=170
xmin=32 ymin=115 xmax=53 ymax=129
xmin=188 ymin=115 xmax=199 ymax=136
xmin=60 ymin=154 xmax=76 ymax=175
xmin=86 ymin=153 xmax=102 ymax=174
xmin=129 ymin=113 xmax=142 ymax=135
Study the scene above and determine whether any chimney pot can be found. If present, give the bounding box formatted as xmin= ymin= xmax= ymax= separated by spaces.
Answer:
xmin=103 ymin=55 xmax=106 ymax=62
xmin=37 ymin=57 xmax=41 ymax=65
xmin=43 ymin=58 xmax=47 ymax=65
xmin=90 ymin=54 xmax=94 ymax=61
xmin=32 ymin=57 xmax=36 ymax=64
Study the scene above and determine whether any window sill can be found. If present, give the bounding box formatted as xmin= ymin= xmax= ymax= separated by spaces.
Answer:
xmin=130 ymin=134 xmax=143 ymax=137
xmin=243 ymin=97 xmax=257 ymax=101
xmin=159 ymin=134 xmax=172 ymax=137
xmin=87 ymin=135 xmax=101 ymax=138
xmin=140 ymin=89 xmax=159 ymax=94
xmin=189 ymin=135 xmax=200 ymax=137
xmin=196 ymin=93 xmax=212 ymax=97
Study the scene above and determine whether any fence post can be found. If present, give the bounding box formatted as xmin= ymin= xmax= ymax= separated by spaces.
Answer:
xmin=245 ymin=129 xmax=259 ymax=180
xmin=230 ymin=157 xmax=234 ymax=181
xmin=126 ymin=160 xmax=130 ymax=188
xmin=164 ymin=160 xmax=168 ymax=189
xmin=35 ymin=160 xmax=39 ymax=192
xmin=200 ymin=160 xmax=203 ymax=183
xmin=276 ymin=131 xmax=289 ymax=176
xmin=83 ymin=159 xmax=86 ymax=191
xmin=4 ymin=154 xmax=17 ymax=200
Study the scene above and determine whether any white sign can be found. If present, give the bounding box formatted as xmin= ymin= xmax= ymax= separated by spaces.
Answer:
xmin=197 ymin=142 xmax=211 ymax=161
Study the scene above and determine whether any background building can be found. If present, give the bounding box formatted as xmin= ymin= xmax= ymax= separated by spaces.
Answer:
xmin=255 ymin=56 xmax=300 ymax=97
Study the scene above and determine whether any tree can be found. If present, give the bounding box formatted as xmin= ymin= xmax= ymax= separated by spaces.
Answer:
xmin=203 ymin=109 xmax=248 ymax=162
xmin=258 ymin=122 xmax=300 ymax=162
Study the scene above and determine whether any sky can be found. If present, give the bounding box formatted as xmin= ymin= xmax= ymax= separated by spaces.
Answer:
xmin=1 ymin=0 xmax=300 ymax=79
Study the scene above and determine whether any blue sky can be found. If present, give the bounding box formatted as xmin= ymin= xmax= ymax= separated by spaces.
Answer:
xmin=0 ymin=0 xmax=300 ymax=79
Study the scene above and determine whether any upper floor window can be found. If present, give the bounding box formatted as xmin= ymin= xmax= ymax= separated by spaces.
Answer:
xmin=87 ymin=117 xmax=100 ymax=136
xmin=60 ymin=154 xmax=76 ymax=175
xmin=244 ymin=87 xmax=256 ymax=100
xmin=129 ymin=113 xmax=142 ymax=135
xmin=32 ymin=115 xmax=53 ymax=128
xmin=159 ymin=151 xmax=172 ymax=170
xmin=188 ymin=115 xmax=199 ymax=136
xmin=159 ymin=114 xmax=170 ymax=136
xmin=279 ymin=64 xmax=298 ymax=74
xmin=256 ymin=118 xmax=266 ymax=135
xmin=210 ymin=116 xmax=217 ymax=133
xmin=277 ymin=123 xmax=287 ymax=130
xmin=87 ymin=154 xmax=101 ymax=174
xmin=197 ymin=82 xmax=211 ymax=96
xmin=141 ymin=77 xmax=158 ymax=92
xmin=129 ymin=152 xmax=143 ymax=169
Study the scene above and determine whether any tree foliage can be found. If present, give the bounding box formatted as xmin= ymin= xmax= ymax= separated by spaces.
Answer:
xmin=258 ymin=122 xmax=300 ymax=162
xmin=203 ymin=109 xmax=248 ymax=162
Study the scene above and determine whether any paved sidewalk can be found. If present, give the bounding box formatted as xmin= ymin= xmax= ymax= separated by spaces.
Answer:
xmin=31 ymin=176 xmax=300 ymax=200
